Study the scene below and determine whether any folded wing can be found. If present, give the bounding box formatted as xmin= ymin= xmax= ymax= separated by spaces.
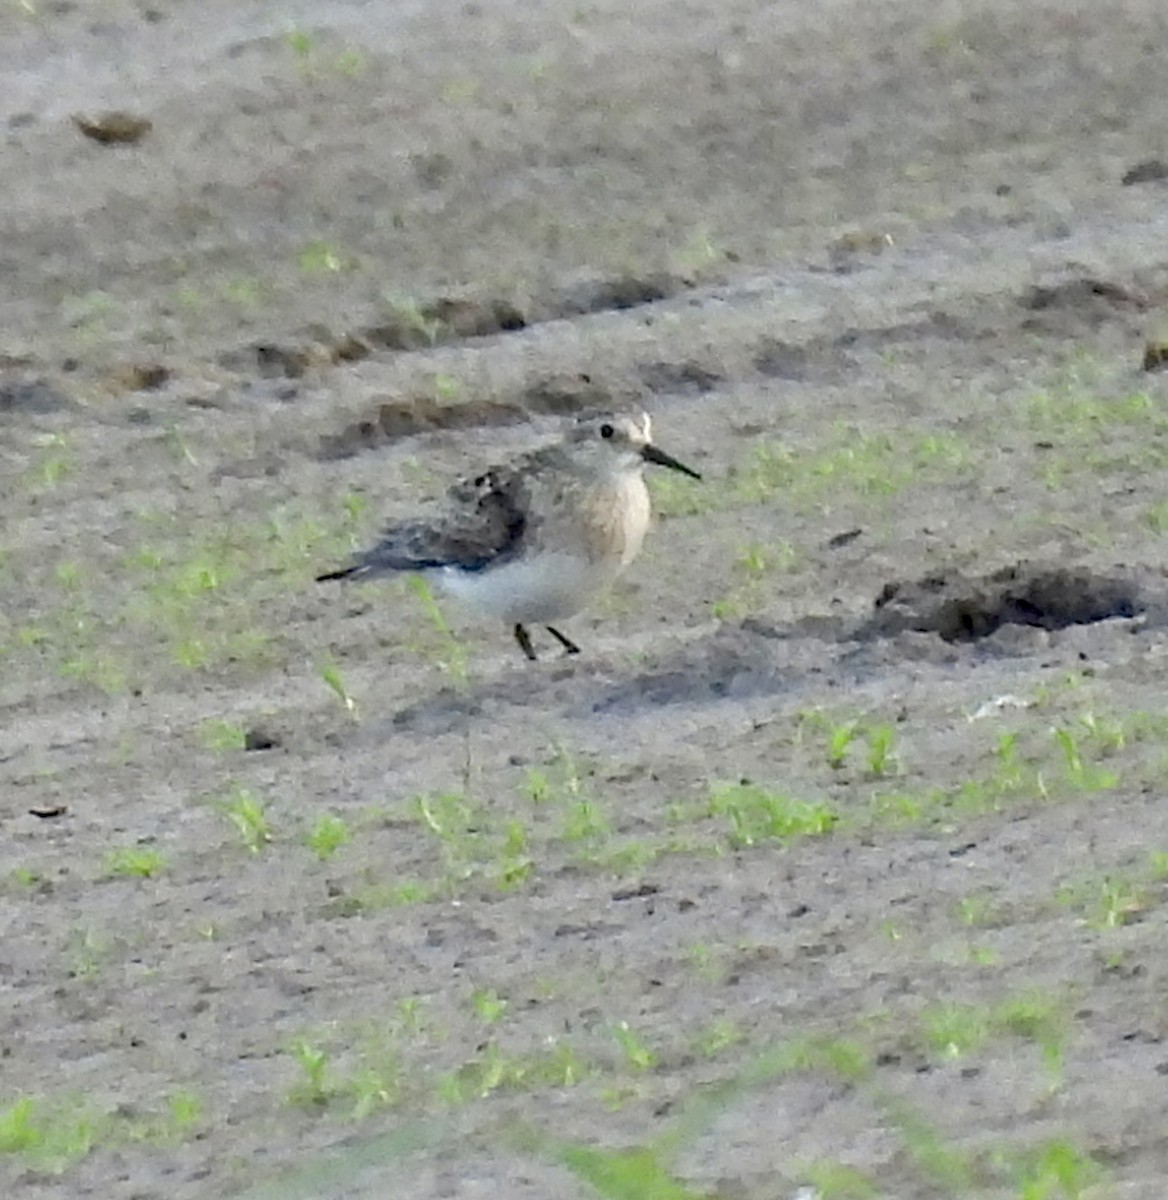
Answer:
xmin=316 ymin=462 xmax=532 ymax=582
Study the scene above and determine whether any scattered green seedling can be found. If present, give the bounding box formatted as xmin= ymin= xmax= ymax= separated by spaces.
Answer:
xmin=879 ymin=919 xmax=903 ymax=943
xmin=708 ymin=782 xmax=838 ymax=847
xmin=763 ymin=1035 xmax=871 ymax=1082
xmin=824 ymin=719 xmax=858 ymax=769
xmin=163 ymin=424 xmax=198 ymax=466
xmin=523 ymin=747 xmax=615 ymax=859
xmin=297 ymin=240 xmax=356 ymax=275
xmin=1051 ymin=725 xmax=1118 ymax=791
xmin=414 ymin=791 xmax=522 ymax=889
xmin=333 ymin=878 xmax=436 ymax=912
xmin=380 ymin=292 xmax=445 ymax=345
xmin=672 ymin=225 xmax=723 ymax=276
xmin=1025 ymin=388 xmax=1168 ymax=480
xmin=67 ymin=927 xmax=107 ymax=979
xmin=156 ymin=1094 xmax=204 ymax=1137
xmin=966 ymin=943 xmax=1000 ymax=967
xmin=1148 ymin=850 xmax=1168 ymax=881
xmin=471 ymin=988 xmax=508 ymax=1024
xmin=336 ymin=48 xmax=367 ymax=77
xmin=341 ymin=490 xmax=369 ymax=525
xmin=711 ymin=540 xmax=797 ymax=618
xmin=216 ymin=787 xmax=271 ymax=854
xmin=198 ymin=718 xmax=247 ymax=752
xmin=60 ymin=288 xmax=116 ymax=332
xmin=611 ymin=1021 xmax=657 ymax=1072
xmin=525 ymin=746 xmax=585 ymax=805
xmin=560 ymin=795 xmax=612 ymax=846
xmin=440 ymin=77 xmax=480 ymax=106
xmin=121 ymin=1091 xmax=206 ymax=1145
xmin=920 ymin=992 xmax=1065 ymax=1080
xmin=440 ymin=1040 xmax=586 ymax=1103
xmin=868 ymin=787 xmax=939 ymax=827
xmin=305 ymin=813 xmax=351 ymax=860
xmin=396 ymin=996 xmax=427 ymax=1035
xmin=1057 ymin=873 xmax=1146 ymax=930
xmin=0 ymin=1095 xmax=102 ymax=1171
xmin=738 ymin=428 xmax=969 ymax=510
xmin=284 ymin=26 xmax=314 ymax=58
xmin=319 ymin=661 xmax=359 ymax=719
xmin=222 ymin=276 xmax=266 ymax=308
xmin=347 ymin=1062 xmax=400 ymax=1119
xmin=864 ymin=723 xmax=899 ymax=777
xmin=286 ymin=1038 xmax=333 ymax=1107
xmin=920 ymin=1002 xmax=989 ymax=1060
xmin=692 ymin=1018 xmax=744 ymax=1059
xmin=1145 ymin=499 xmax=1168 ymax=533
xmin=10 ymin=866 xmax=44 ymax=888
xmin=686 ymin=942 xmax=721 ymax=983
xmin=883 ymin=1101 xmax=976 ymax=1193
xmin=993 ymin=730 xmax=1024 ymax=781
xmin=1002 ymin=1138 xmax=1104 ymax=1200
xmin=415 ymin=791 xmax=475 ymax=846
xmin=799 ymin=1161 xmax=879 ymax=1199
xmin=103 ymin=845 xmax=166 ymax=879
xmin=648 ymin=469 xmax=709 ymax=517
xmin=955 ymin=892 xmax=998 ymax=928
xmin=495 ymin=820 xmax=534 ymax=889
xmin=1076 ymin=710 xmax=1125 ymax=754
xmin=408 ymin=576 xmax=469 ymax=685
xmin=994 ymin=993 xmax=1066 ymax=1080
xmin=54 ymin=560 xmax=82 ymax=589
xmin=555 ymin=1142 xmax=709 ymax=1200
xmin=26 ymin=432 xmax=72 ymax=490
xmin=432 ymin=372 xmax=460 ymax=402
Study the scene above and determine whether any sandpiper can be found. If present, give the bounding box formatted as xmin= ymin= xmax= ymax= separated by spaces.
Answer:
xmin=316 ymin=411 xmax=701 ymax=660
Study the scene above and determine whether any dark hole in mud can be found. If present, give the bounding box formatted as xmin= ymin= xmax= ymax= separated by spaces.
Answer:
xmin=835 ymin=310 xmax=971 ymax=352
xmin=862 ymin=564 xmax=1145 ymax=643
xmin=247 ymin=344 xmax=314 ymax=379
xmin=107 ymin=362 xmax=170 ymax=392
xmin=523 ymin=373 xmax=614 ymax=415
xmin=346 ymin=296 xmax=527 ymax=356
xmin=754 ymin=340 xmax=815 ymax=380
xmin=637 ymin=360 xmax=721 ymax=394
xmin=0 ymin=379 xmax=71 ymax=414
xmin=72 ymin=110 xmax=152 ymax=145
xmin=243 ymin=728 xmax=281 ymax=751
xmin=1021 ymin=277 xmax=1146 ymax=312
xmin=315 ymin=373 xmax=621 ymax=459
xmin=1144 ymin=337 xmax=1168 ymax=373
xmin=1019 ymin=277 xmax=1148 ymax=338
xmin=220 ymin=273 xmax=685 ymax=391
xmin=754 ymin=313 xmax=975 ymax=384
xmin=317 ymin=395 xmax=527 ymax=460
xmin=547 ymin=272 xmax=678 ymax=317
xmin=1121 ymin=159 xmax=1168 ymax=186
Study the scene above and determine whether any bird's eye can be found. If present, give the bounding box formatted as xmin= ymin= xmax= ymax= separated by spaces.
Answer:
xmin=599 ymin=423 xmax=614 ymax=440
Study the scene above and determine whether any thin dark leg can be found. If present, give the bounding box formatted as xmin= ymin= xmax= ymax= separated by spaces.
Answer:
xmin=545 ymin=625 xmax=581 ymax=655
xmin=514 ymin=623 xmax=538 ymax=661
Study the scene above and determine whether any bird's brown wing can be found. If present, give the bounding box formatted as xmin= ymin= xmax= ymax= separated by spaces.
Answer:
xmin=317 ymin=459 xmax=533 ymax=582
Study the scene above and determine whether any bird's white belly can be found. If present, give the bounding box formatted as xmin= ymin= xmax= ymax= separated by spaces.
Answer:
xmin=438 ymin=553 xmax=611 ymax=624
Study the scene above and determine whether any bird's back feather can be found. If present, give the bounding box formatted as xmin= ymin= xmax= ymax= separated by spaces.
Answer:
xmin=316 ymin=456 xmax=534 ymax=582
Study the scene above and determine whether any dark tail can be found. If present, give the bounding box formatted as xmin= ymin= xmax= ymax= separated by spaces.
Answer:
xmin=315 ymin=564 xmax=363 ymax=583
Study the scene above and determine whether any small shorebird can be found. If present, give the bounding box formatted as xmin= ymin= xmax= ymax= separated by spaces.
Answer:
xmin=316 ymin=411 xmax=701 ymax=660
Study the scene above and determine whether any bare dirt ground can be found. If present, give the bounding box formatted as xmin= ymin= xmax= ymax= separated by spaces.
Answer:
xmin=4 ymin=0 xmax=1168 ymax=1196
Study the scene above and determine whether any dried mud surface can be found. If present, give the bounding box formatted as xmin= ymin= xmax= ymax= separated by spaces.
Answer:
xmin=4 ymin=1 xmax=1168 ymax=1197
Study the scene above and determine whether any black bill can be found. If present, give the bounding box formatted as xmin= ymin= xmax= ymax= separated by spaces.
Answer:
xmin=642 ymin=443 xmax=702 ymax=480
